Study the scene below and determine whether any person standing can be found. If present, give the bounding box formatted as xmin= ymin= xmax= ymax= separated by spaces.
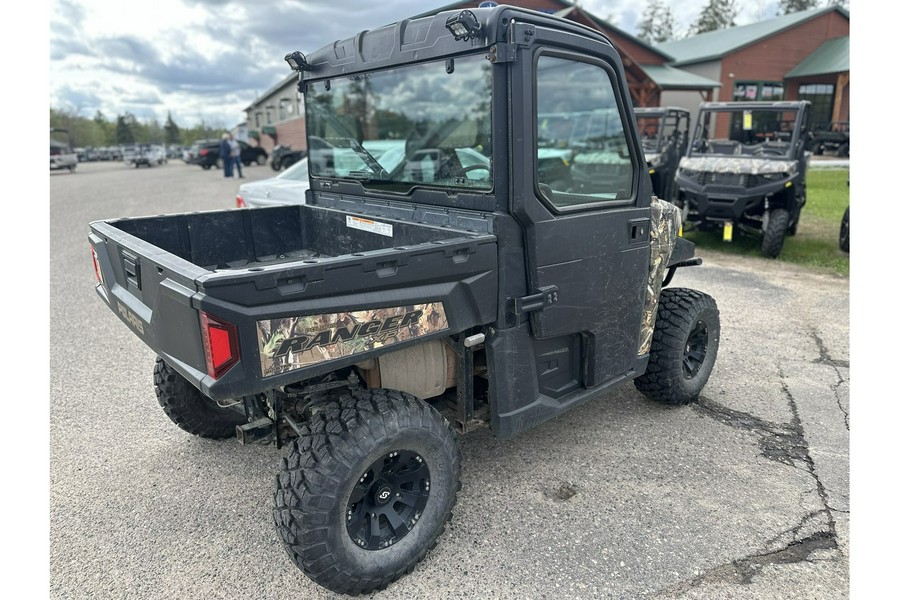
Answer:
xmin=219 ymin=133 xmax=233 ymax=178
xmin=228 ymin=134 xmax=244 ymax=178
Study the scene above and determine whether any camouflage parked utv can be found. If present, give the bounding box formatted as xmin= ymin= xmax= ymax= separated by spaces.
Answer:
xmin=89 ymin=5 xmax=720 ymax=595
xmin=675 ymin=101 xmax=811 ymax=258
xmin=634 ymin=106 xmax=690 ymax=203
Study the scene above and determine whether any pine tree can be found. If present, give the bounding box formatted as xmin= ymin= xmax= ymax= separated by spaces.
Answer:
xmin=778 ymin=0 xmax=820 ymax=15
xmin=164 ymin=111 xmax=181 ymax=145
xmin=115 ymin=114 xmax=136 ymax=144
xmin=692 ymin=0 xmax=737 ymax=35
xmin=637 ymin=0 xmax=676 ymax=43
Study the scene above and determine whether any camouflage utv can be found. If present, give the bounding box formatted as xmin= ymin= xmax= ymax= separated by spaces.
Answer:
xmin=675 ymin=101 xmax=811 ymax=258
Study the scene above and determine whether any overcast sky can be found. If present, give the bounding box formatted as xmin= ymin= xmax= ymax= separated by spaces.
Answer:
xmin=49 ymin=0 xmax=789 ymax=129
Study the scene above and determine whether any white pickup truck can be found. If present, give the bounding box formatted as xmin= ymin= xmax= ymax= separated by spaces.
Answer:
xmin=123 ymin=144 xmax=167 ymax=168
xmin=50 ymin=129 xmax=77 ymax=172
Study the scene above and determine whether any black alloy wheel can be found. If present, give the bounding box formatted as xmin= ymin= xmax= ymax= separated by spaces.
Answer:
xmin=346 ymin=450 xmax=431 ymax=550
xmin=682 ymin=319 xmax=709 ymax=379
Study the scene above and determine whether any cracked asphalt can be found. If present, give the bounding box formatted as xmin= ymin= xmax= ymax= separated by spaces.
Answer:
xmin=50 ymin=161 xmax=849 ymax=599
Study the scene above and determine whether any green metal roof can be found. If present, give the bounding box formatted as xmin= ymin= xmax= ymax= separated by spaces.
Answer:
xmin=639 ymin=64 xmax=721 ymax=89
xmin=785 ymin=36 xmax=849 ymax=78
xmin=658 ymin=5 xmax=849 ymax=66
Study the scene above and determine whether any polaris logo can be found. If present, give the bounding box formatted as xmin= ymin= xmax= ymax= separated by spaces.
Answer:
xmin=274 ymin=309 xmax=424 ymax=357
xmin=117 ymin=301 xmax=145 ymax=335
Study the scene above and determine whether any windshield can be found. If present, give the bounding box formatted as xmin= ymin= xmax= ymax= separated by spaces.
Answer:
xmin=692 ymin=109 xmax=799 ymax=157
xmin=305 ymin=54 xmax=492 ymax=192
xmin=635 ymin=111 xmax=688 ymax=155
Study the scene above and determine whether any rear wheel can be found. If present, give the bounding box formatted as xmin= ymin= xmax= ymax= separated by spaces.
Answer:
xmin=761 ymin=208 xmax=790 ymax=258
xmin=152 ymin=357 xmax=245 ymax=438
xmin=202 ymin=164 xmax=211 ymax=170
xmin=256 ymin=154 xmax=267 ymax=166
xmin=837 ymin=142 xmax=849 ymax=158
xmin=273 ymin=389 xmax=461 ymax=595
xmin=635 ymin=288 xmax=720 ymax=405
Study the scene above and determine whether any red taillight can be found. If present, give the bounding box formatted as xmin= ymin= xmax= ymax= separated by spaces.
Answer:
xmin=91 ymin=246 xmax=104 ymax=285
xmin=199 ymin=148 xmax=209 ymax=156
xmin=199 ymin=311 xmax=240 ymax=379
xmin=236 ymin=194 xmax=246 ymax=208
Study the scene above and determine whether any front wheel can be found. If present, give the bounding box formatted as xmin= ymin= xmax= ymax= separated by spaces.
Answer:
xmin=273 ymin=389 xmax=462 ymax=595
xmin=635 ymin=288 xmax=720 ymax=405
xmin=761 ymin=208 xmax=790 ymax=258
xmin=152 ymin=357 xmax=246 ymax=438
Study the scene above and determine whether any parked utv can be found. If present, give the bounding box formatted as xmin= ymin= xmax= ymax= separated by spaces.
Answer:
xmin=634 ymin=107 xmax=690 ymax=203
xmin=807 ymin=120 xmax=849 ymax=157
xmin=89 ymin=5 xmax=720 ymax=595
xmin=675 ymin=101 xmax=811 ymax=258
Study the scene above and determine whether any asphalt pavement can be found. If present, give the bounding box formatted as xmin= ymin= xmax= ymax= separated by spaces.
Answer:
xmin=49 ymin=161 xmax=849 ymax=599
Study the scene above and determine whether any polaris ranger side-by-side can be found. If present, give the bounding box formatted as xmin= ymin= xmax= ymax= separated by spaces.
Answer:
xmin=634 ymin=106 xmax=690 ymax=203
xmin=675 ymin=101 xmax=811 ymax=258
xmin=89 ymin=6 xmax=720 ymax=595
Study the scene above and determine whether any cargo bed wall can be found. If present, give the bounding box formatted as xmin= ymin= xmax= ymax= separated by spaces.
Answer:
xmin=111 ymin=205 xmax=468 ymax=271
xmin=92 ymin=203 xmax=500 ymax=401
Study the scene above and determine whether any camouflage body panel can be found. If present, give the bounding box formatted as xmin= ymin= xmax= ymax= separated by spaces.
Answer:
xmin=257 ymin=303 xmax=449 ymax=377
xmin=678 ymin=156 xmax=798 ymax=176
xmin=639 ymin=195 xmax=682 ymax=355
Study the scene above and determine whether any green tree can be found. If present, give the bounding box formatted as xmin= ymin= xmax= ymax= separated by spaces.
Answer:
xmin=691 ymin=0 xmax=737 ymax=35
xmin=93 ymin=110 xmax=114 ymax=145
xmin=164 ymin=111 xmax=181 ymax=145
xmin=115 ymin=113 xmax=136 ymax=144
xmin=637 ymin=0 xmax=676 ymax=43
xmin=778 ymin=0 xmax=819 ymax=14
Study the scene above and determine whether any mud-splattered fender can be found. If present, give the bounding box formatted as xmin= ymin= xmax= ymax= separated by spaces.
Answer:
xmin=639 ymin=195 xmax=686 ymax=355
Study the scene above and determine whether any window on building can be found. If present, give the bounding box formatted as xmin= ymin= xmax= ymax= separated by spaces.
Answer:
xmin=279 ymin=98 xmax=293 ymax=121
xmin=535 ymin=54 xmax=634 ymax=209
xmin=255 ymin=112 xmax=262 ymax=128
xmin=798 ymin=83 xmax=835 ymax=130
xmin=734 ymin=81 xmax=783 ymax=102
xmin=266 ymin=107 xmax=272 ymax=125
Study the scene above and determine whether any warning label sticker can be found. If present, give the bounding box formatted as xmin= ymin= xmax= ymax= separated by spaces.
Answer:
xmin=346 ymin=215 xmax=393 ymax=237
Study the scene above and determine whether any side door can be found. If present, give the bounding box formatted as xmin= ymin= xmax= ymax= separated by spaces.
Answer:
xmin=510 ymin=29 xmax=652 ymax=388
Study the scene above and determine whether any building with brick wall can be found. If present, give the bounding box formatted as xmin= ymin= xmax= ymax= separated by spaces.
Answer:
xmin=658 ymin=5 xmax=850 ymax=137
xmin=244 ymin=74 xmax=306 ymax=153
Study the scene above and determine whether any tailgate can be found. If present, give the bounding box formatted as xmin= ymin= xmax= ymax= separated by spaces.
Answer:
xmin=89 ymin=222 xmax=211 ymax=391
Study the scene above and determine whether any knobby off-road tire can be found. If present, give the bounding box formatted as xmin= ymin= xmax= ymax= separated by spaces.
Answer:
xmin=635 ymin=288 xmax=720 ymax=406
xmin=839 ymin=207 xmax=850 ymax=252
xmin=152 ymin=357 xmax=245 ymax=438
xmin=761 ymin=208 xmax=790 ymax=258
xmin=273 ymin=389 xmax=462 ymax=596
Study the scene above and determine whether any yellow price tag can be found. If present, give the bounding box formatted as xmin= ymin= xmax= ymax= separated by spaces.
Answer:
xmin=743 ymin=111 xmax=753 ymax=130
xmin=723 ymin=221 xmax=733 ymax=242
